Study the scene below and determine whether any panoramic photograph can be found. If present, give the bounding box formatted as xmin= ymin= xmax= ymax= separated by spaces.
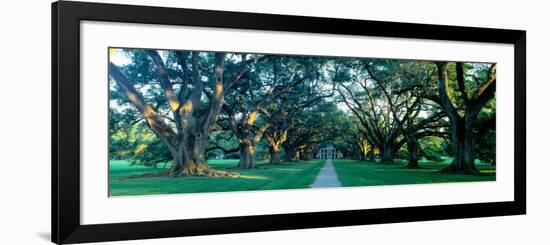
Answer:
xmin=108 ymin=47 xmax=496 ymax=197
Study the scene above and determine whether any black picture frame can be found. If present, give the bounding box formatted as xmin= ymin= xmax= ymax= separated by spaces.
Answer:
xmin=52 ymin=1 xmax=526 ymax=244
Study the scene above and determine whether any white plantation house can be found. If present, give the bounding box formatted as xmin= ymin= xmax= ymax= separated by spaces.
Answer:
xmin=316 ymin=145 xmax=343 ymax=159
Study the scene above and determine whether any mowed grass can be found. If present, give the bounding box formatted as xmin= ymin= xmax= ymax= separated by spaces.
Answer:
xmin=109 ymin=159 xmax=325 ymax=196
xmin=332 ymin=158 xmax=496 ymax=187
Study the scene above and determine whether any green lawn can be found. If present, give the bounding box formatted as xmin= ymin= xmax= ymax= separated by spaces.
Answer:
xmin=332 ymin=158 xmax=496 ymax=187
xmin=109 ymin=159 xmax=325 ymax=196
xmin=109 ymin=157 xmax=496 ymax=196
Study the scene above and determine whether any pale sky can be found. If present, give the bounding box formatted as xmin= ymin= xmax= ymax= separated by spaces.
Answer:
xmin=109 ymin=48 xmax=130 ymax=66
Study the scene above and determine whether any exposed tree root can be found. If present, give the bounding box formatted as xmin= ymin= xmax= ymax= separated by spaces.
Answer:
xmin=122 ymin=166 xmax=239 ymax=180
xmin=226 ymin=165 xmax=269 ymax=170
xmin=173 ymin=166 xmax=240 ymax=178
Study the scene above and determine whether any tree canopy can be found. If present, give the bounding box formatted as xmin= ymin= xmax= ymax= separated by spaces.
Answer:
xmin=109 ymin=48 xmax=496 ymax=177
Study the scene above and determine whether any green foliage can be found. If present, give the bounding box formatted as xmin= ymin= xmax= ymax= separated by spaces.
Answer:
xmin=395 ymin=147 xmax=409 ymax=160
xmin=129 ymin=136 xmax=172 ymax=167
xmin=206 ymin=129 xmax=239 ymax=159
xmin=475 ymin=103 xmax=496 ymax=165
xmin=419 ymin=137 xmax=446 ymax=162
xmin=315 ymin=103 xmax=355 ymax=151
xmin=476 ymin=129 xmax=496 ymax=165
xmin=109 ymin=115 xmax=171 ymax=167
xmin=442 ymin=62 xmax=496 ymax=115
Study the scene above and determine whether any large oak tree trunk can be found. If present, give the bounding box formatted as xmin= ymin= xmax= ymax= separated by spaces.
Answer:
xmin=269 ymin=146 xmax=282 ymax=164
xmin=405 ymin=134 xmax=420 ymax=168
xmin=109 ymin=52 xmax=240 ymax=178
xmin=266 ymin=130 xmax=287 ymax=164
xmin=169 ymin=139 xmax=201 ymax=176
xmin=380 ymin=143 xmax=394 ymax=164
xmin=442 ymin=117 xmax=479 ymax=174
xmin=169 ymin=151 xmax=208 ymax=176
xmin=436 ymin=62 xmax=494 ymax=175
xmin=237 ymin=142 xmax=256 ymax=169
xmin=228 ymin=112 xmax=270 ymax=169
xmin=168 ymin=133 xmax=238 ymax=177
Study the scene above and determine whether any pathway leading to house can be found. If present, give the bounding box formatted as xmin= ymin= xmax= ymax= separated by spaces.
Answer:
xmin=310 ymin=159 xmax=342 ymax=188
